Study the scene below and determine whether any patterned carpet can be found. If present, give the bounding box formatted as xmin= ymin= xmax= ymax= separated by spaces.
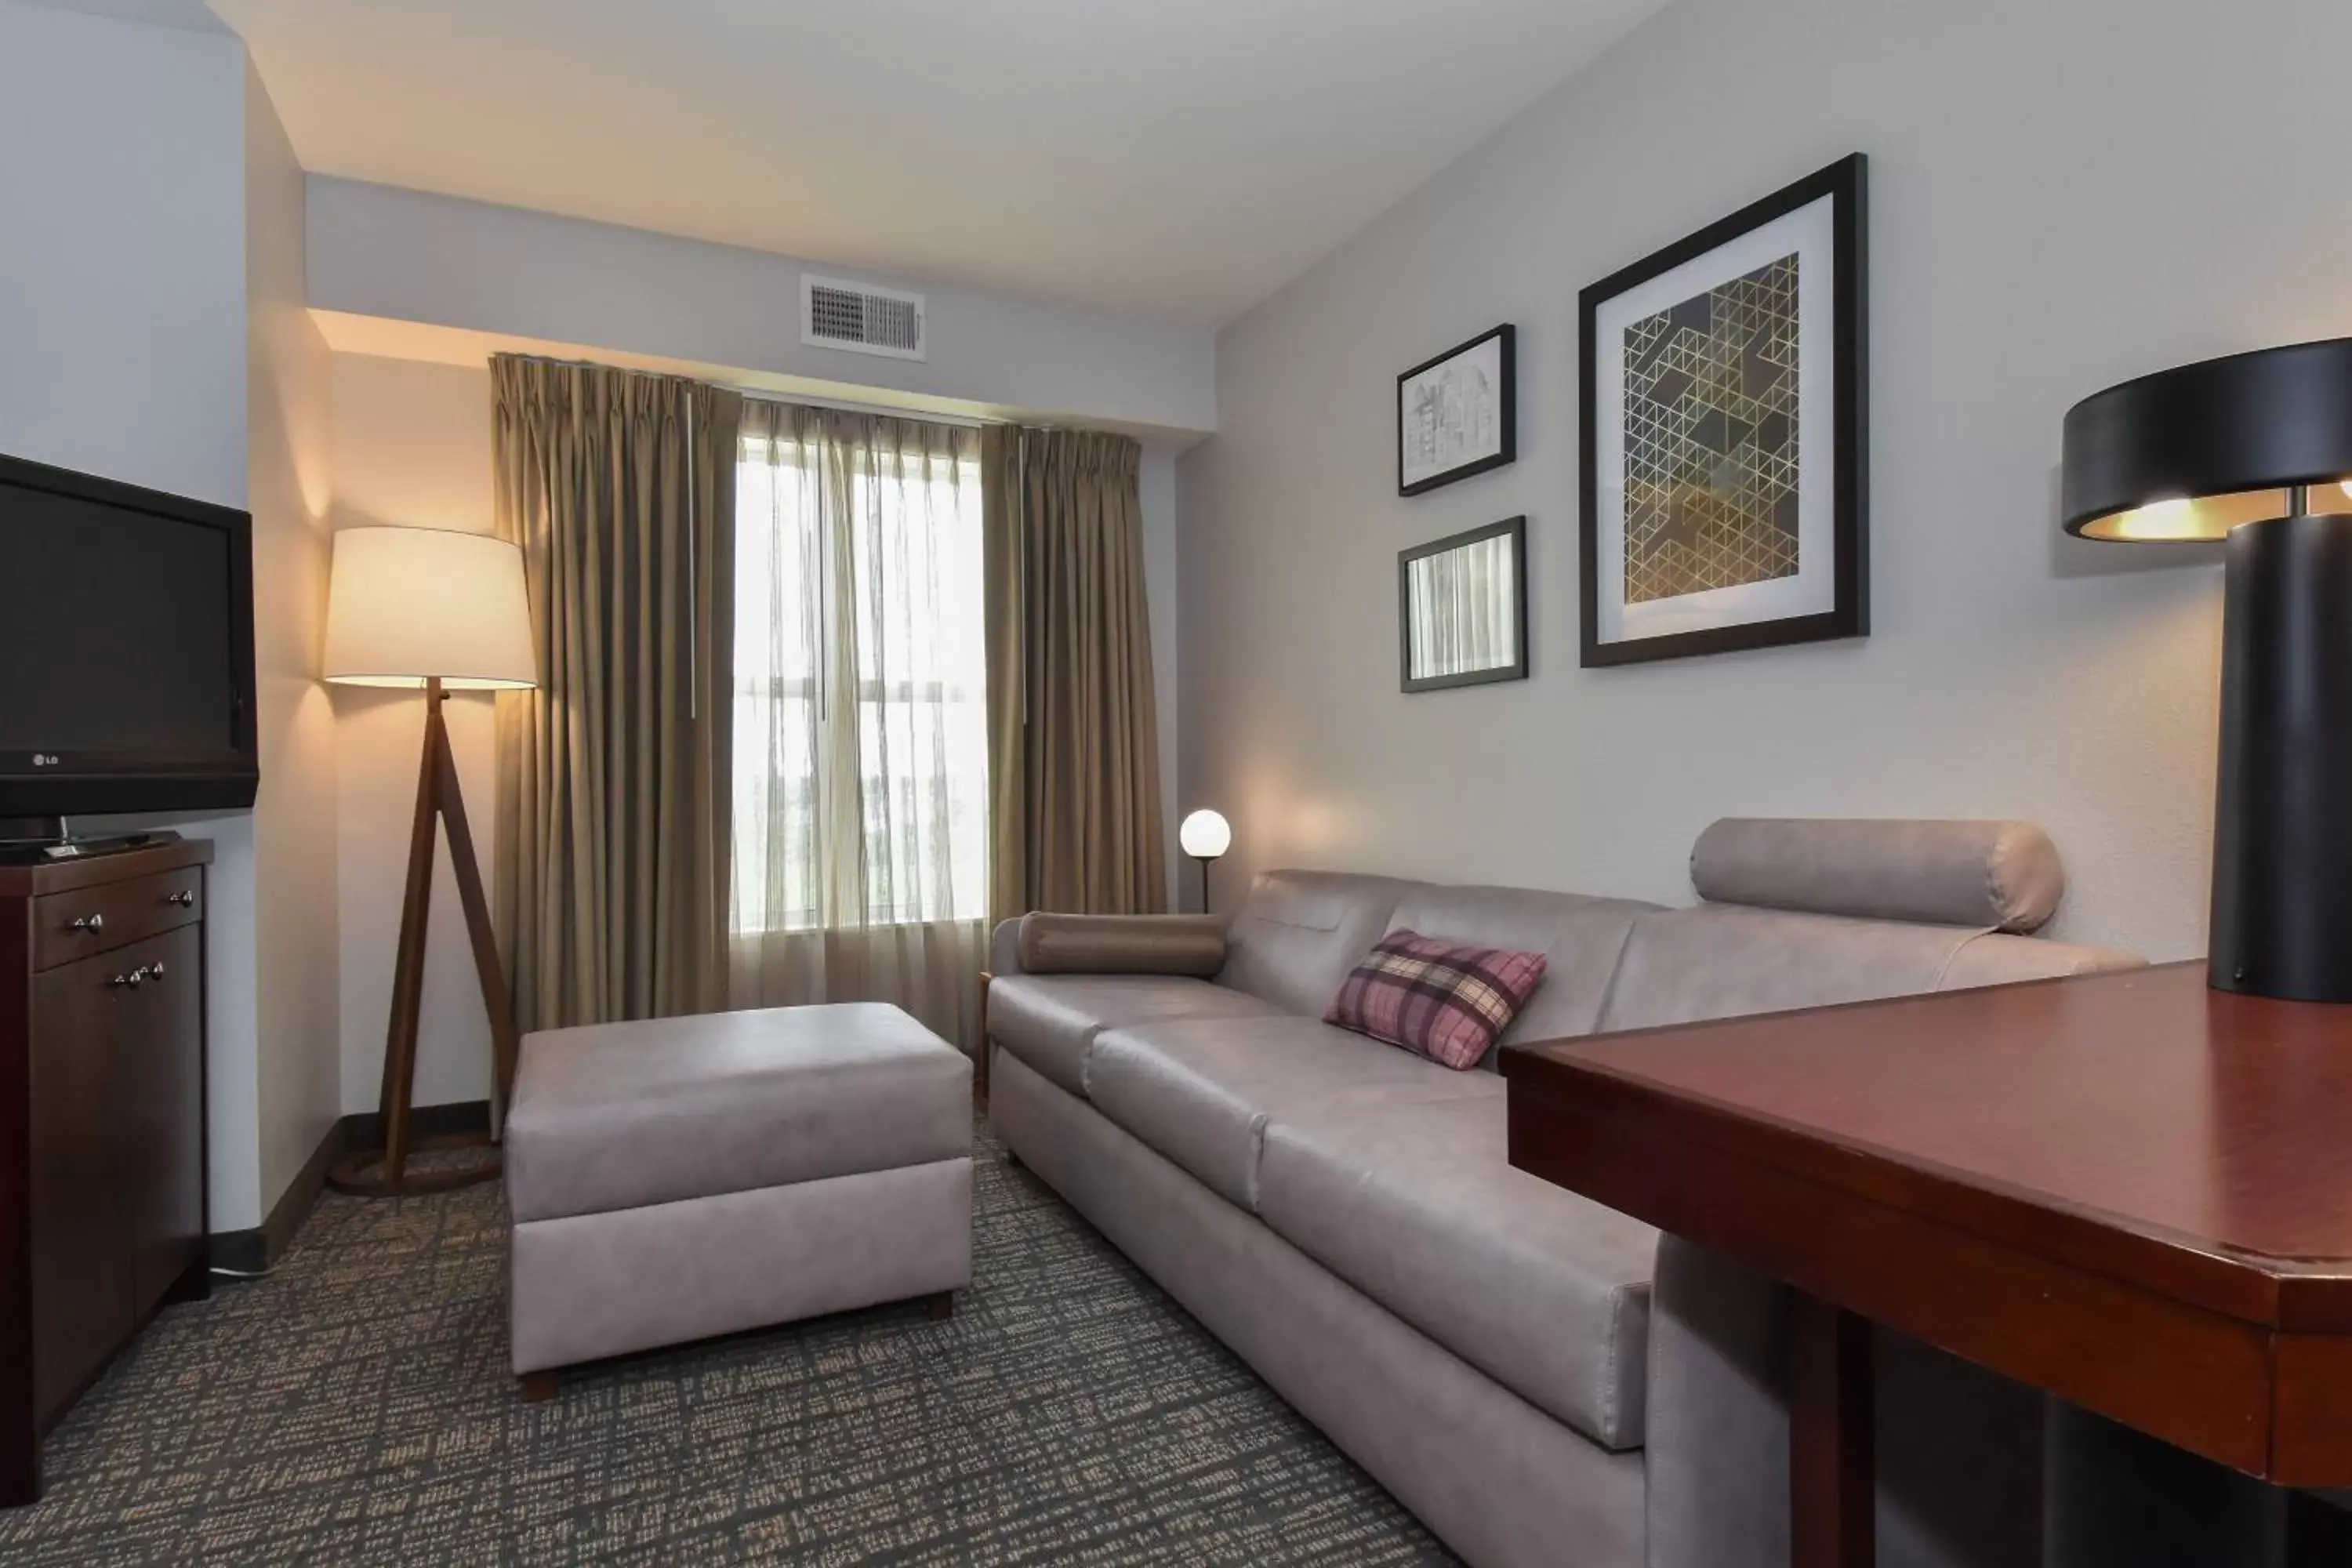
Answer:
xmin=0 ymin=1114 xmax=1454 ymax=1566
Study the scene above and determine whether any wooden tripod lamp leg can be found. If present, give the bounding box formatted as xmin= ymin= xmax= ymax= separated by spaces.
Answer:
xmin=378 ymin=680 xmax=444 ymax=1185
xmin=434 ymin=716 xmax=521 ymax=1112
xmin=331 ymin=677 xmax=514 ymax=1198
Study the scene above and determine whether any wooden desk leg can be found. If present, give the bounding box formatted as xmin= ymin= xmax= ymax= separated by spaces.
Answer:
xmin=1791 ymin=1290 xmax=1874 ymax=1568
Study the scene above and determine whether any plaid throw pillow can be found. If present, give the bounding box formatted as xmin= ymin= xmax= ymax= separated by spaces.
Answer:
xmin=1323 ymin=930 xmax=1549 ymax=1071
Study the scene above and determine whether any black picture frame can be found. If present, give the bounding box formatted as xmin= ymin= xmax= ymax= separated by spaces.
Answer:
xmin=1399 ymin=516 xmax=1529 ymax=694
xmin=1578 ymin=154 xmax=1867 ymax=668
xmin=1398 ymin=325 xmax=1517 ymax=496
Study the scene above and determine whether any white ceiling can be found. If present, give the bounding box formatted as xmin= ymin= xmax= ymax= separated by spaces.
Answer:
xmin=172 ymin=0 xmax=1666 ymax=325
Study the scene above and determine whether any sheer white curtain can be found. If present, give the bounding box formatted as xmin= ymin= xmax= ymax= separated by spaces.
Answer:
xmin=728 ymin=401 xmax=989 ymax=1051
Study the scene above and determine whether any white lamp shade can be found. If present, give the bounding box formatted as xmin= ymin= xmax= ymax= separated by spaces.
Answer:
xmin=323 ymin=526 xmax=536 ymax=689
xmin=1179 ymin=808 xmax=1232 ymax=860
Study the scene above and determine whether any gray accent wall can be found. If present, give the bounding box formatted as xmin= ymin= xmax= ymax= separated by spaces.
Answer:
xmin=1178 ymin=0 xmax=2352 ymax=961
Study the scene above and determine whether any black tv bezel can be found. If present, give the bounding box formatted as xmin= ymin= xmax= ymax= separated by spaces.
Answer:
xmin=0 ymin=452 xmax=260 ymax=817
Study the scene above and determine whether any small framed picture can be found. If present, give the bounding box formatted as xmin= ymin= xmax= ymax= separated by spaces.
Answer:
xmin=1399 ymin=516 xmax=1528 ymax=693
xmin=1580 ymin=154 xmax=1867 ymax=667
xmin=1399 ymin=325 xmax=1516 ymax=496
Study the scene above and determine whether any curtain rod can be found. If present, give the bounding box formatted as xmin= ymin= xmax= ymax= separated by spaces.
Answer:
xmin=733 ymin=385 xmax=990 ymax=430
xmin=728 ymin=388 xmax=1149 ymax=442
xmin=488 ymin=352 xmax=994 ymax=430
xmin=496 ymin=351 xmax=1149 ymax=440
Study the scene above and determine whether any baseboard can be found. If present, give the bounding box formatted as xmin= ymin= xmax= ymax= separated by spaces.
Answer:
xmin=208 ymin=1099 xmax=493 ymax=1276
xmin=210 ymin=1119 xmax=343 ymax=1276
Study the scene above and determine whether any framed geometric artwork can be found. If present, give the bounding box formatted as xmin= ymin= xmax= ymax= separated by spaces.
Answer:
xmin=1399 ymin=516 xmax=1527 ymax=693
xmin=1399 ymin=325 xmax=1516 ymax=496
xmin=1579 ymin=154 xmax=1867 ymax=667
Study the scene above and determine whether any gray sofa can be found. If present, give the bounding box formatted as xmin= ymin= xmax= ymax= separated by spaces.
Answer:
xmin=983 ymin=820 xmax=2140 ymax=1568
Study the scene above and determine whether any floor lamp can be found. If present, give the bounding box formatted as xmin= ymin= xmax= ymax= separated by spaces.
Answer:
xmin=321 ymin=526 xmax=538 ymax=1196
xmin=1179 ymin=809 xmax=1230 ymax=913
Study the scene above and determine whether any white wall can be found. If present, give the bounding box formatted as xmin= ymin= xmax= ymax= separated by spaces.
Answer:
xmin=328 ymin=354 xmax=500 ymax=1115
xmin=0 ymin=4 xmax=343 ymax=1233
xmin=307 ymin=176 xmax=1218 ymax=441
xmin=0 ymin=2 xmax=246 ymax=501
xmin=245 ymin=57 xmax=342 ymax=1213
xmin=0 ymin=2 xmax=267 ymax=1230
xmin=1179 ymin=0 xmax=2352 ymax=961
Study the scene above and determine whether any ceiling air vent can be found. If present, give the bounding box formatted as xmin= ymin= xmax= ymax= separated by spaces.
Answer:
xmin=801 ymin=274 xmax=927 ymax=361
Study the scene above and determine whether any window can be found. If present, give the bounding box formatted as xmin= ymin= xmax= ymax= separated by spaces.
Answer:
xmin=729 ymin=405 xmax=988 ymax=935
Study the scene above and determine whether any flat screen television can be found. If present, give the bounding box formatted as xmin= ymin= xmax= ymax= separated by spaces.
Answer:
xmin=0 ymin=452 xmax=258 ymax=826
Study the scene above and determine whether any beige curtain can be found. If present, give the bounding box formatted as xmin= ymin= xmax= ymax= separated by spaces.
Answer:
xmin=728 ymin=401 xmax=989 ymax=1051
xmin=490 ymin=355 xmax=742 ymax=1032
xmin=983 ymin=426 xmax=1167 ymax=924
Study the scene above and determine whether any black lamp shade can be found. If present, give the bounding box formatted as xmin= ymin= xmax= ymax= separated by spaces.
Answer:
xmin=2063 ymin=337 xmax=2352 ymax=540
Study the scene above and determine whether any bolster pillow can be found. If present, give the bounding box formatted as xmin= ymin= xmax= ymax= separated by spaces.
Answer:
xmin=1689 ymin=818 xmax=2064 ymax=934
xmin=1016 ymin=913 xmax=1228 ymax=976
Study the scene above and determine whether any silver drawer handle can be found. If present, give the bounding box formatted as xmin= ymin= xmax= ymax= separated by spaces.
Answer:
xmin=110 ymin=969 xmax=142 ymax=990
xmin=165 ymin=890 xmax=194 ymax=909
xmin=70 ymin=913 xmax=105 ymax=935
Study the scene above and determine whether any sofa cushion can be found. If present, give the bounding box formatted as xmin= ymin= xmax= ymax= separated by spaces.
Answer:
xmin=1596 ymin=905 xmax=1994 ymax=1033
xmin=1220 ymin=870 xmax=1412 ymax=1016
xmin=1258 ymin=1090 xmax=1658 ymax=1451
xmin=1939 ymin=931 xmax=2143 ymax=989
xmin=1380 ymin=883 xmax=1659 ymax=1058
xmin=506 ymin=1003 xmax=971 ymax=1223
xmin=1324 ymin=929 xmax=1549 ymax=1069
xmin=1083 ymin=1015 xmax=1493 ymax=1210
xmin=986 ymin=974 xmax=1283 ymax=1098
xmin=1597 ymin=904 xmax=2143 ymax=1032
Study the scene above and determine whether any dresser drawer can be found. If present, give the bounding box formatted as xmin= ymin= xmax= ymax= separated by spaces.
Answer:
xmin=31 ymin=867 xmax=201 ymax=971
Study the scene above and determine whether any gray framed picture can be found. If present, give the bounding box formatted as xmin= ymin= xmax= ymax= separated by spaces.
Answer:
xmin=1399 ymin=517 xmax=1527 ymax=693
xmin=1579 ymin=154 xmax=1867 ymax=666
xmin=1398 ymin=325 xmax=1516 ymax=496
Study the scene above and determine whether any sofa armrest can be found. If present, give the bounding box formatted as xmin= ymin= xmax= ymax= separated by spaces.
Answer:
xmin=1645 ymin=1234 xmax=2047 ymax=1568
xmin=1645 ymin=1236 xmax=1790 ymax=1568
xmin=1014 ymin=913 xmax=1227 ymax=976
xmin=989 ymin=917 xmax=1027 ymax=980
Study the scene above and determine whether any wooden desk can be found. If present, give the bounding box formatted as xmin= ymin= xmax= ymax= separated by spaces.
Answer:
xmin=1502 ymin=962 xmax=2352 ymax=1566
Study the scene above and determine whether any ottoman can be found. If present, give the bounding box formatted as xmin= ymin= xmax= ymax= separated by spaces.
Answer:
xmin=505 ymin=1002 xmax=972 ymax=1398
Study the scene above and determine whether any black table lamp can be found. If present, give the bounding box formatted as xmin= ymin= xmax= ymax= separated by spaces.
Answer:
xmin=2063 ymin=338 xmax=2352 ymax=1001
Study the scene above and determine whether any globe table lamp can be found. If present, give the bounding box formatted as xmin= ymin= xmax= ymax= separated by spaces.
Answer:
xmin=1179 ymin=808 xmax=1232 ymax=913
xmin=321 ymin=526 xmax=536 ymax=1193
xmin=2063 ymin=337 xmax=2352 ymax=1000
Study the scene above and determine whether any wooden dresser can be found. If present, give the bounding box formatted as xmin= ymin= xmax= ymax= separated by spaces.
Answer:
xmin=0 ymin=839 xmax=210 ymax=1505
